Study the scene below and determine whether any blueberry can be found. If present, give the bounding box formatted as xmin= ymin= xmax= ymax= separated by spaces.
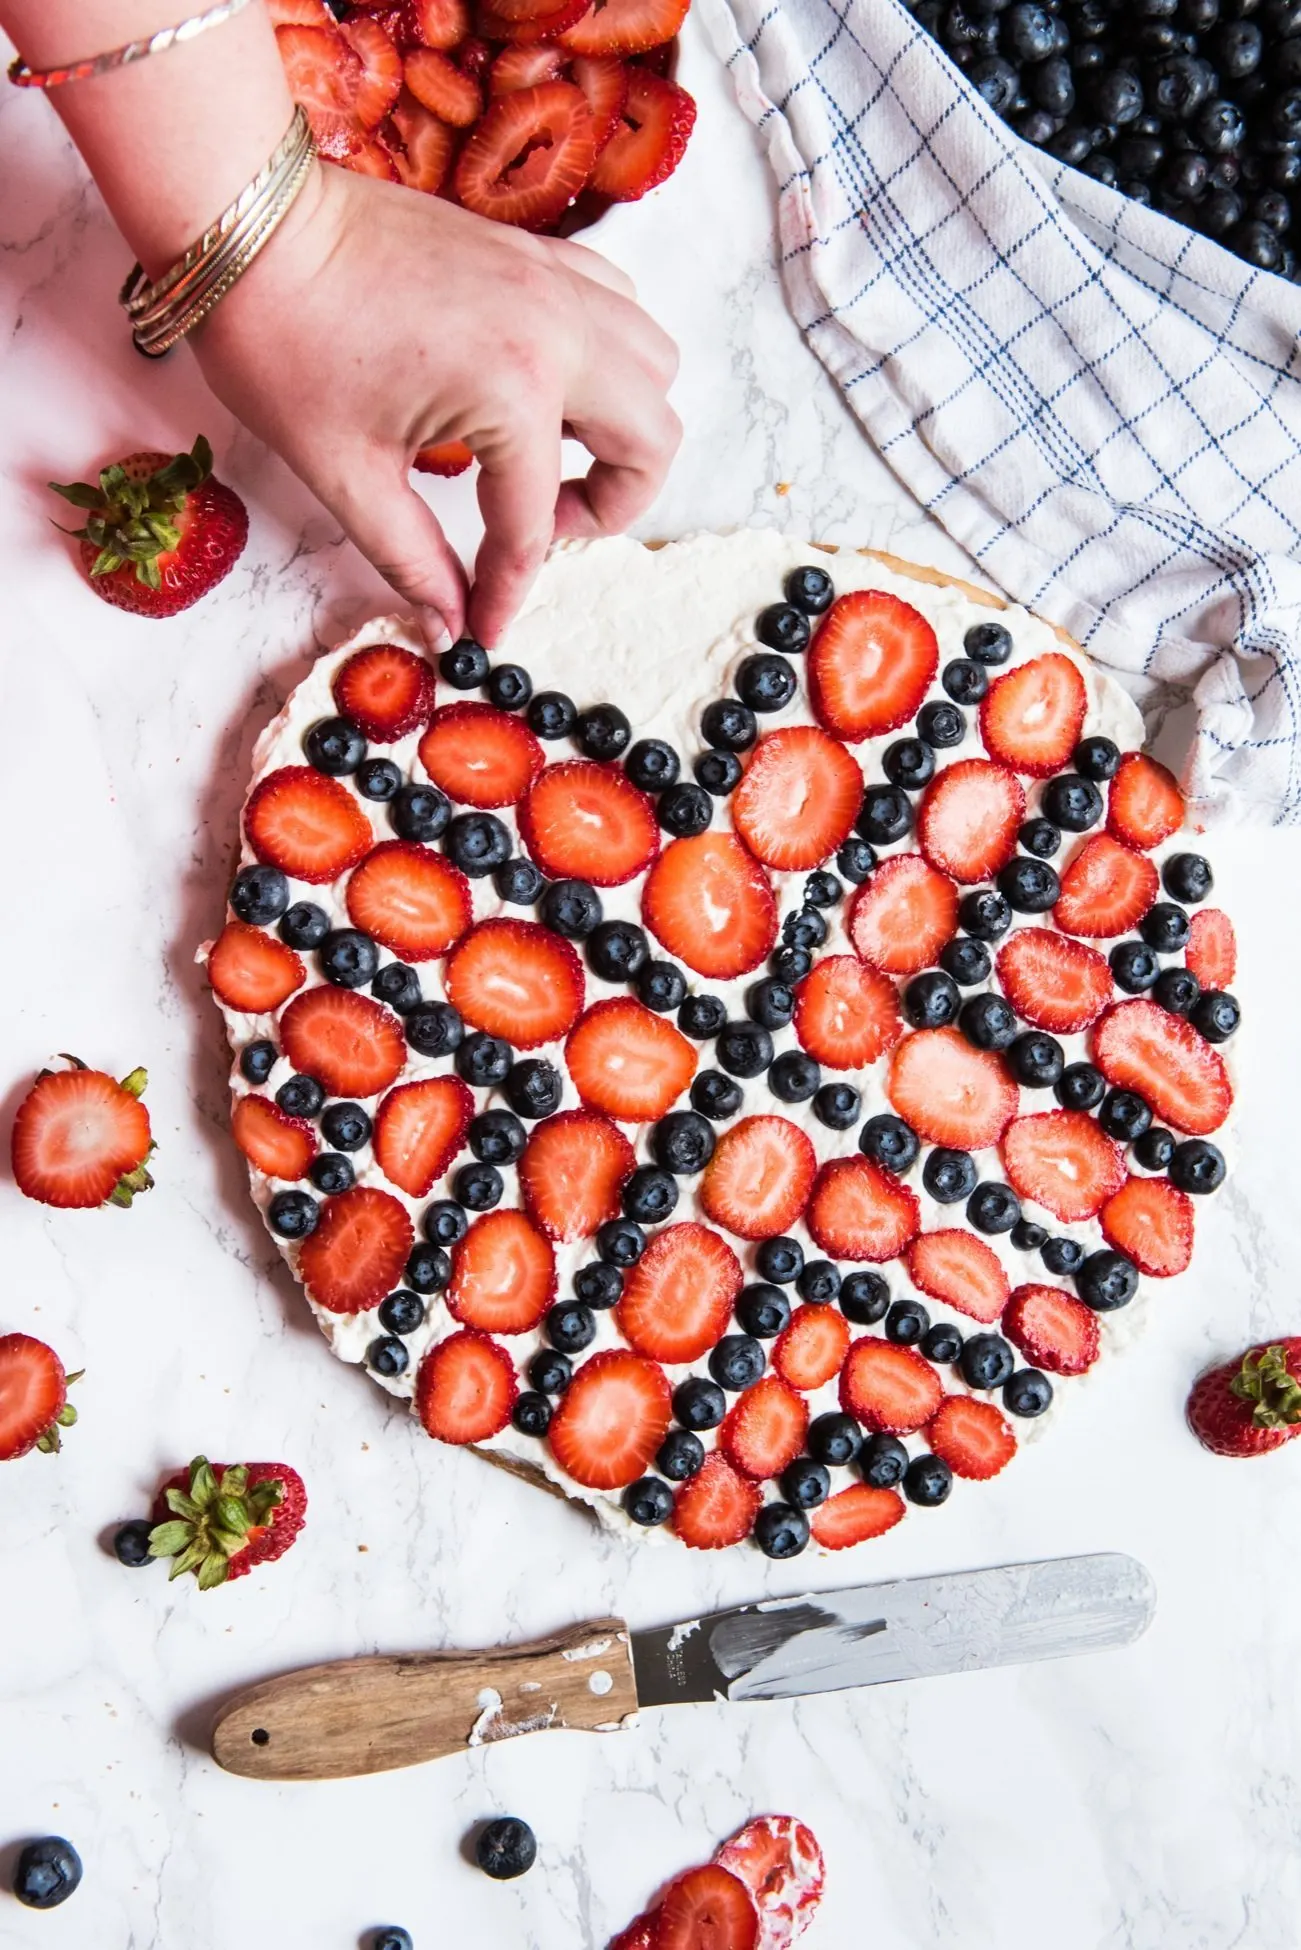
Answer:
xmin=621 ymin=1475 xmax=675 ymax=1525
xmin=1133 ymin=1125 xmax=1176 ymax=1171
xmin=1098 ymin=1089 xmax=1152 ymax=1143
xmin=1169 ymin=1138 xmax=1226 ymax=1193
xmin=710 ymin=1334 xmax=766 ymax=1391
xmin=406 ymin=1001 xmax=465 ymax=1058
xmin=540 ymin=878 xmax=603 ymax=938
xmin=1153 ymin=966 xmax=1201 ymax=1016
xmin=701 ymin=697 xmax=758 ymax=752
xmin=276 ymin=1073 xmax=324 ymax=1118
xmin=1076 ymin=1249 xmax=1139 ymax=1311
xmin=940 ymin=936 xmax=992 ymax=985
xmin=747 ymin=977 xmax=796 ymax=1030
xmin=1140 ymin=902 xmax=1191 ymax=953
xmin=968 ymin=1182 xmax=1022 ymax=1235
xmin=527 ymin=690 xmax=577 ymax=739
xmin=1214 ymin=18 xmax=1262 ymax=77
xmin=958 ymin=888 xmax=1012 ymax=940
xmin=372 ymin=1930 xmax=413 ymax=1950
xmin=511 ymin=1391 xmax=552 ymax=1438
xmin=652 ymin=1110 xmax=716 ymax=1175
xmin=769 ymin=945 xmax=813 ymax=984
xmin=529 ymin=1349 xmax=572 ymax=1395
xmin=1072 ymin=736 xmax=1119 ymax=782
xmin=920 ymin=1321 xmax=965 ymax=1364
xmin=836 ymin=836 xmax=877 ymax=883
xmin=695 ymin=749 xmax=744 ymax=795
xmin=785 ymin=564 xmax=835 ymax=613
xmin=1003 ymin=1 xmax=1056 ymax=61
xmin=597 ymin=1217 xmax=645 ymax=1266
xmin=769 ymin=1050 xmax=821 ymax=1102
xmin=860 ymin=1113 xmax=920 ymax=1174
xmin=923 ymin=1147 xmax=978 ymax=1203
xmin=320 ymin=1101 xmax=371 ymax=1151
xmin=1055 ymin=1062 xmax=1106 ymax=1111
xmin=487 ymin=663 xmax=532 ymax=711
xmin=883 ymin=738 xmax=936 ymax=790
xmin=960 ymin=1332 xmax=1016 ymax=1389
xmin=240 ymin=1039 xmax=277 ymax=1085
xmin=372 ymin=962 xmax=423 ymax=1015
xmin=268 ymin=1189 xmax=319 ymax=1238
xmin=1110 ymin=941 xmax=1160 ymax=993
xmin=572 ymin=1263 xmax=622 ymax=1311
xmin=797 ymin=1258 xmax=841 ymax=1305
xmin=546 ymin=1302 xmax=596 ymax=1352
xmin=440 ymin=640 xmax=490 ymax=689
xmin=391 ymin=783 xmax=451 ymax=843
xmin=658 ymin=782 xmax=713 ymax=837
xmin=1019 ymin=817 xmax=1061 ymax=859
xmin=230 ymin=864 xmax=289 ymax=925
xmin=586 ymin=919 xmax=649 ymax=982
xmin=959 ymin=991 xmax=1017 ymax=1050
xmin=1041 ymin=774 xmax=1103 ymax=831
xmin=804 ymin=870 xmax=843 ymax=908
xmin=475 ymin=1817 xmax=537 ymax=1881
xmin=840 ymin=1270 xmax=891 ymax=1324
xmin=782 ymin=1457 xmax=831 ymax=1508
xmin=736 ymin=653 xmax=798 ymax=712
xmin=862 ymin=1433 xmax=910 ymax=1488
xmin=1010 ymin=1218 xmax=1047 ymax=1252
xmin=279 ymin=901 xmax=330 ymax=950
xmin=494 ymin=858 xmax=545 ymax=906
xmin=814 ymin=1081 xmax=861 ymax=1130
xmin=756 ymin=602 xmax=812 ymax=652
xmin=424 ymin=1200 xmax=469 ymax=1247
xmin=998 ymin=856 xmax=1060 ymax=913
xmin=113 ymin=1519 xmax=154 ymax=1567
xmin=717 ymin=1020 xmax=774 ymax=1077
xmin=637 ymin=961 xmax=689 ymax=1012
xmin=857 ymin=784 xmax=914 ymax=845
xmin=1192 ymin=990 xmax=1239 ymax=1043
xmin=754 ymin=1501 xmax=809 ymax=1558
xmin=801 ymin=1412 xmax=861 ymax=1471
xmin=1004 ymin=1368 xmax=1053 ymax=1417
xmin=737 ymin=1283 xmax=792 ymax=1338
xmin=379 ymin=1289 xmax=426 ymax=1335
xmin=625 ymin=737 xmax=680 ymax=792
xmin=1089 ymin=66 xmax=1144 ymax=125
xmin=623 ymin=1167 xmax=679 ymax=1224
xmin=320 ymin=928 xmax=379 ymax=989
xmin=1163 ymin=852 xmax=1213 ymax=903
xmin=455 ymin=1032 xmax=512 ymax=1087
xmin=304 ymin=715 xmax=366 ymax=774
xmin=453 ymin=1163 xmax=502 ymax=1212
xmin=469 ymin=1109 xmax=526 ymax=1165
xmin=942 ymin=658 xmax=989 ymax=705
xmin=678 ymin=993 xmax=727 ymax=1039
xmin=917 ymin=699 xmax=966 ymax=749
xmin=903 ymin=969 xmax=961 ymax=1029
xmin=783 ymin=906 xmax=828 ymax=950
xmin=904 ymin=1454 xmax=953 ymax=1506
xmin=356 ymin=757 xmax=402 ymax=802
xmin=657 ymin=1429 xmax=705 ymax=1480
xmin=886 ymin=1297 xmax=930 ymax=1344
xmin=1042 ymin=1236 xmax=1085 ymax=1276
xmin=690 ymin=1070 xmax=743 ymax=1120
xmin=757 ymin=1236 xmax=804 ymax=1284
xmin=369 ymin=1335 xmax=409 ymax=1379
xmin=14 ymin=1838 xmax=83 ymax=1910
xmin=404 ymin=1244 xmax=450 ymax=1293
xmin=1007 ymin=1030 xmax=1065 ymax=1087
xmin=964 ymin=619 xmax=1013 ymax=664
xmin=674 ymin=1376 xmax=727 ymax=1430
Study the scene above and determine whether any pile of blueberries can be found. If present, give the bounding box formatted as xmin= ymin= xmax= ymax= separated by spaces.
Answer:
xmin=908 ymin=0 xmax=1301 ymax=274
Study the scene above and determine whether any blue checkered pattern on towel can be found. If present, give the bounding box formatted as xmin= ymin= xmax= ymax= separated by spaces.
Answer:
xmin=700 ymin=0 xmax=1301 ymax=823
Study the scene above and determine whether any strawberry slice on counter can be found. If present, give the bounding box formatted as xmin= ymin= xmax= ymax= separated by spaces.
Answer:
xmin=404 ymin=44 xmax=483 ymax=122
xmin=418 ymin=702 xmax=545 ymax=808
xmin=906 ymin=1230 xmax=1009 ymax=1324
xmin=927 ymin=1394 xmax=1016 ymax=1480
xmin=1053 ymin=833 xmax=1158 ymax=938
xmin=614 ymin=1221 xmax=741 ymax=1362
xmin=979 ymin=652 xmax=1086 ymax=777
xmin=1001 ymin=1109 xmax=1126 ymax=1224
xmin=565 ymin=997 xmax=697 ymax=1122
xmin=713 ymin=1816 xmax=824 ymax=1947
xmin=491 ymin=42 xmax=566 ymax=89
xmin=1002 ymin=1283 xmax=1101 ymax=1376
xmin=1185 ymin=908 xmax=1237 ymax=990
xmin=0 ymin=1335 xmax=79 ymax=1460
xmin=279 ymin=986 xmax=407 ymax=1097
xmin=609 ymin=1921 xmax=657 ymax=1950
xmin=244 ymin=765 xmax=373 ymax=883
xmin=995 ymin=927 xmax=1113 ymax=1034
xmin=340 ymin=11 xmax=404 ymax=122
xmin=231 ymin=1094 xmax=317 ymax=1181
xmin=417 ymin=1327 xmax=518 ymax=1443
xmin=413 ymin=436 xmax=474 ymax=473
xmin=1100 ymin=1174 xmax=1194 ymax=1277
xmin=276 ymin=23 xmax=370 ymax=155
xmin=805 ymin=1157 xmax=920 ymax=1263
xmin=589 ymin=68 xmax=696 ymax=198
xmin=560 ymin=0 xmax=689 ymax=54
xmin=847 ymin=854 xmax=959 ymax=975
xmin=808 ymin=591 xmax=939 ymax=741
xmin=11 ymin=1060 xmax=153 ymax=1211
xmin=454 ymin=80 xmax=596 ymax=225
xmin=346 ymin=841 xmax=473 ymax=960
xmin=333 ymin=641 xmax=435 ymax=741
xmin=570 ymin=52 xmax=628 ymax=146
xmin=298 ymin=1186 xmax=415 ymax=1312
xmin=207 ymin=922 xmax=306 ymax=1013
xmin=839 ymin=1338 xmax=943 ymax=1435
xmin=1106 ymin=752 xmax=1185 ymax=850
xmin=1186 ymin=1339 xmax=1301 ymax=1458
xmin=772 ymin=1304 xmax=850 ymax=1392
xmin=149 ymin=1456 xmax=306 ymax=1587
xmin=720 ymin=1375 xmax=809 ymax=1481
xmin=446 ymin=1207 xmax=556 ymax=1331
xmin=518 ymin=1109 xmax=635 ymax=1240
xmin=651 ymin=1865 xmax=759 ymax=1950
xmin=547 ymin=1349 xmax=671 ymax=1488
xmin=671 ymin=1452 xmax=763 ymax=1549
xmin=916 ymin=759 xmax=1025 ymax=885
xmin=793 ymin=955 xmax=903 ymax=1070
xmin=809 ymin=1483 xmax=905 ymax=1551
xmin=642 ymin=833 xmax=778 ymax=979
xmin=372 ymin=1075 xmax=474 ymax=1195
xmin=1092 ymin=998 xmax=1232 ymax=1136
xmin=699 ymin=1115 xmax=817 ymax=1241
xmin=520 ymin=761 xmax=659 ymax=886
xmin=887 ymin=1025 xmax=1018 ymax=1149
xmin=731 ymin=726 xmax=863 ymax=872
xmin=445 ymin=918 xmax=585 ymax=1046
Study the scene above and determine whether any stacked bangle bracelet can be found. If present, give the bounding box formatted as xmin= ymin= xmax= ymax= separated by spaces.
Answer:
xmin=8 ymin=0 xmax=256 ymax=90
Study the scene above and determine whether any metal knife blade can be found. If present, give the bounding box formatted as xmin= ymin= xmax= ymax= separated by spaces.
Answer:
xmin=630 ymin=1552 xmax=1154 ymax=1710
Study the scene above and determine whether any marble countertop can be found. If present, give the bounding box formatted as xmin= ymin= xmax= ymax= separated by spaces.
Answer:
xmin=2 ymin=17 xmax=1300 ymax=1950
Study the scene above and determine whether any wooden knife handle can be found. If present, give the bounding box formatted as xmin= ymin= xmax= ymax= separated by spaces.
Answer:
xmin=209 ymin=1616 xmax=638 ymax=1780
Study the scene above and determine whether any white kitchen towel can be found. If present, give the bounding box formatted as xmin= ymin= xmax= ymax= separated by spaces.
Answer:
xmin=701 ymin=0 xmax=1301 ymax=824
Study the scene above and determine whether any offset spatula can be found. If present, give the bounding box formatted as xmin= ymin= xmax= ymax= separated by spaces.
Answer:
xmin=211 ymin=1551 xmax=1154 ymax=1781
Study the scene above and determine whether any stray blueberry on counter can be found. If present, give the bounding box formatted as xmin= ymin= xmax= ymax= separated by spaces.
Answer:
xmin=1098 ymin=1089 xmax=1152 ymax=1144
xmin=736 ymin=652 xmax=798 ymax=712
xmin=1110 ymin=941 xmax=1160 ymax=994
xmin=883 ymin=738 xmax=936 ymax=791
xmin=494 ymin=857 xmax=545 ymax=906
xmin=716 ymin=1020 xmax=774 ymax=1078
xmin=577 ymin=703 xmax=632 ymax=760
xmin=586 ymin=919 xmax=649 ymax=982
xmin=941 ymin=659 xmax=988 ymax=705
xmin=920 ymin=1321 xmax=964 ymax=1365
xmin=622 ymin=1475 xmax=674 ymax=1526
xmin=1004 ymin=1369 xmax=1053 ymax=1417
xmin=784 ymin=563 xmax=835 ymax=613
xmin=903 ymin=1454 xmax=952 ymax=1507
xmin=13 ymin=1838 xmax=83 ymax=1910
xmin=862 ymin=1433 xmax=910 ymax=1489
xmin=807 ymin=1411 xmax=863 ymax=1467
xmin=657 ymin=1428 xmax=705 ymax=1481
xmin=372 ymin=962 xmax=423 ymax=1015
xmin=528 ymin=1349 xmax=572 ymax=1395
xmin=1139 ymin=903 xmax=1191 ymax=954
xmin=1007 ymin=1030 xmax=1065 ymax=1089
xmin=113 ymin=1519 xmax=154 ymax=1567
xmin=814 ymin=1080 xmax=861 ymax=1130
xmin=1073 ymin=735 xmax=1120 ymax=782
xmin=444 ymin=812 xmax=511 ymax=877
xmin=424 ymin=1200 xmax=469 ymax=1248
xmin=279 ymin=901 xmax=330 ymax=950
xmin=230 ymin=863 xmax=290 ymax=926
xmin=1191 ymin=990 xmax=1240 ymax=1044
xmin=321 ymin=1102 xmax=371 ymax=1152
xmin=652 ymin=1111 xmax=716 ymax=1176
xmin=527 ymin=690 xmax=577 ymax=739
xmin=276 ymin=1073 xmax=325 ymax=1118
xmin=1162 ymin=852 xmax=1213 ymax=904
xmin=369 ymin=1335 xmax=409 ymax=1379
xmin=797 ymin=1259 xmax=841 ymax=1305
xmin=754 ymin=1501 xmax=810 ymax=1558
xmin=625 ymin=737 xmax=680 ymax=792
xmin=379 ymin=1289 xmax=426 ymax=1335
xmin=923 ymin=1147 xmax=978 ymax=1204
xmin=736 ymin=1283 xmax=792 ymax=1338
xmin=1010 ymin=1218 xmax=1047 ymax=1253
xmin=960 ymin=1333 xmax=1016 ymax=1391
xmin=406 ymin=1001 xmax=464 ymax=1059
xmin=540 ymin=879 xmax=603 ymax=938
xmin=756 ymin=602 xmax=812 ymax=653
xmin=475 ymin=1817 xmax=538 ymax=1881
xmin=637 ymin=960 xmax=689 ymax=1012
xmin=839 ymin=1269 xmax=890 ymax=1325
xmin=371 ymin=1930 xmax=413 ymax=1950
xmin=597 ymin=1217 xmax=645 ymax=1266
xmin=709 ymin=1334 xmax=766 ymax=1391
xmin=957 ymin=888 xmax=1012 ymax=940
xmin=440 ymin=640 xmax=490 ymax=689
xmin=1076 ymin=1250 xmax=1139 ymax=1312
xmin=756 ymin=1236 xmax=804 ymax=1284
xmin=886 ymin=1298 xmax=930 ymax=1345
xmin=356 ymin=757 xmax=402 ymax=802
xmin=678 ymin=993 xmax=727 ymax=1040
xmin=903 ymin=969 xmax=961 ymax=1029
xmin=390 ymin=782 xmax=451 ymax=843
xmin=1169 ymin=1138 xmax=1226 ymax=1195
xmin=997 ymin=856 xmax=1060 ymax=913
xmin=939 ymin=936 xmax=991 ymax=986
xmin=623 ymin=1167 xmax=679 ymax=1224
xmin=964 ymin=619 xmax=1013 ymax=664
xmin=782 ymin=1457 xmax=831 ymax=1509
xmin=769 ymin=1050 xmax=821 ymax=1103
xmin=240 ymin=1039 xmax=277 ymax=1085
xmin=695 ymin=749 xmax=744 ymax=795
xmin=857 ymin=784 xmax=914 ymax=846
xmin=835 ymin=836 xmax=877 ymax=884
xmin=917 ymin=699 xmax=965 ymax=748
xmin=657 ymin=782 xmax=713 ymax=837
xmin=304 ymin=715 xmax=366 ymax=775
xmin=404 ymin=1244 xmax=450 ymax=1293
xmin=959 ymin=992 xmax=1017 ymax=1051
xmin=967 ymin=1182 xmax=1021 ymax=1234
xmin=546 ymin=1302 xmax=596 ymax=1353
xmin=455 ymin=1032 xmax=512 ymax=1088
xmin=487 ymin=663 xmax=532 ymax=711
xmin=1054 ymin=1062 xmax=1106 ymax=1112
xmin=1041 ymin=1237 xmax=1085 ymax=1277
xmin=511 ymin=1392 xmax=552 ymax=1438
xmin=1041 ymin=774 xmax=1103 ymax=832
xmin=673 ymin=1376 xmax=727 ymax=1431
xmin=859 ymin=1113 xmax=920 ymax=1174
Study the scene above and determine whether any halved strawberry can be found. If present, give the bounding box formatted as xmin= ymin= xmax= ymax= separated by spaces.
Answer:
xmin=372 ymin=1075 xmax=474 ymax=1194
xmin=11 ymin=1062 xmax=153 ymax=1211
xmin=333 ymin=641 xmax=435 ymax=741
xmin=671 ymin=1452 xmax=763 ymax=1550
xmin=519 ymin=761 xmax=658 ymax=886
xmin=0 ymin=1336 xmax=74 ymax=1461
xmin=731 ymin=727 xmax=863 ymax=873
xmin=339 ymin=12 xmax=404 ymax=123
xmin=714 ymin=1818 xmax=825 ymax=1948
xmin=887 ymin=1026 xmax=1018 ymax=1149
xmin=518 ymin=1109 xmax=635 ymax=1240
xmin=1186 ymin=908 xmax=1237 ymax=991
xmin=490 ymin=42 xmax=566 ymax=90
xmin=1001 ymin=1109 xmax=1126 ymax=1224
xmin=343 ymin=136 xmax=401 ymax=179
xmin=847 ymin=854 xmax=958 ymax=975
xmin=547 ymin=1349 xmax=671 ymax=1488
xmin=454 ymin=81 xmax=596 ymax=225
xmin=404 ymin=45 xmax=482 ymax=122
xmin=298 ymin=1186 xmax=414 ymax=1312
xmin=410 ymin=0 xmax=470 ymax=44
xmin=446 ymin=1207 xmax=556 ymax=1330
xmin=444 ymin=919 xmax=585 ymax=1047
xmin=279 ymin=987 xmax=407 ymax=1097
xmin=276 ymin=24 xmax=368 ymax=158
xmin=588 ymin=68 xmax=695 ymax=198
xmin=1003 ymin=1283 xmax=1100 ymax=1376
xmin=906 ymin=1230 xmax=1009 ymax=1324
xmin=346 ymin=841 xmax=472 ymax=961
xmin=652 ymin=1866 xmax=759 ymax=1950
xmin=565 ymin=997 xmax=696 ymax=1122
xmin=231 ymin=1094 xmax=317 ymax=1181
xmin=809 ymin=1483 xmax=905 ymax=1551
xmin=808 ymin=591 xmax=939 ymax=742
xmin=614 ymin=1221 xmax=740 ymax=1362
xmin=840 ymin=1338 xmax=943 ymax=1434
xmin=418 ymin=703 xmax=544 ymax=809
xmin=1100 ymin=1174 xmax=1194 ymax=1277
xmin=1106 ymin=752 xmax=1185 ymax=851
xmin=208 ymin=922 xmax=306 ymax=1013
xmin=1092 ymin=998 xmax=1232 ymax=1136
xmin=1054 ymin=833 xmax=1158 ymax=938
xmin=413 ymin=437 xmax=473 ymax=474
xmin=917 ymin=759 xmax=1025 ymax=885
xmin=417 ymin=1327 xmax=517 ymax=1443
xmin=793 ymin=955 xmax=902 ymax=1070
xmin=477 ymin=0 xmax=588 ymax=42
xmin=721 ymin=1375 xmax=809 ymax=1481
xmin=560 ymin=0 xmax=689 ymax=54
xmin=927 ymin=1394 xmax=1016 ymax=1479
xmin=699 ymin=1115 xmax=817 ymax=1241
xmin=979 ymin=653 xmax=1086 ymax=777
xmin=772 ymin=1304 xmax=850 ymax=1392
xmin=244 ymin=766 xmax=372 ymax=883
xmin=642 ymin=832 xmax=778 ymax=979
xmin=805 ymin=1157 xmax=920 ymax=1263
xmin=570 ymin=53 xmax=628 ymax=148
xmin=995 ymin=927 xmax=1113 ymax=1034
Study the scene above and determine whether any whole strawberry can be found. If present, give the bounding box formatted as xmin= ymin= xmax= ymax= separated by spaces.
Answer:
xmin=11 ymin=1057 xmax=154 ymax=1209
xmin=1187 ymin=1340 xmax=1301 ymax=1458
xmin=148 ymin=1456 xmax=306 ymax=1589
xmin=0 ymin=1335 xmax=81 ymax=1461
xmin=50 ymin=436 xmax=247 ymax=618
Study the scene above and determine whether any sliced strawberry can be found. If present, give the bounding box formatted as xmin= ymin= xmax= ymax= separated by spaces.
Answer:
xmin=417 ymin=1327 xmax=517 ymax=1443
xmin=1106 ymin=752 xmax=1185 ymax=851
xmin=477 ymin=0 xmax=588 ymax=42
xmin=454 ymin=80 xmax=595 ymax=225
xmin=356 ymin=3 xmax=419 ymax=43
xmin=565 ymin=997 xmax=696 ymax=1122
xmin=343 ymin=135 xmax=401 ymax=179
xmin=490 ymin=42 xmax=566 ymax=89
xmin=208 ymin=922 xmax=305 ymax=1013
xmin=809 ymin=1483 xmax=905 ymax=1551
xmin=518 ymin=1109 xmax=635 ymax=1240
xmin=1001 ymin=1109 xmax=1126 ymax=1224
xmin=561 ymin=0 xmax=689 ymax=54
xmin=721 ymin=1375 xmax=809 ymax=1481
xmin=588 ymin=68 xmax=695 ymax=198
xmin=906 ymin=1230 xmax=1009 ymax=1325
xmin=339 ymin=12 xmax=404 ymax=123
xmin=927 ymin=1394 xmax=1016 ymax=1479
xmin=671 ymin=1452 xmax=763 ymax=1550
xmin=887 ymin=1025 xmax=1018 ymax=1149
xmin=298 ymin=1186 xmax=414 ymax=1312
xmin=413 ymin=437 xmax=473 ymax=474
xmin=345 ymin=841 xmax=472 ymax=961
xmin=276 ymin=24 xmax=368 ymax=157
xmin=652 ymin=1865 xmax=759 ymax=1950
xmin=609 ymin=1921 xmax=658 ymax=1950
xmin=268 ymin=0 xmax=336 ymax=24
xmin=772 ymin=1304 xmax=851 ymax=1392
xmin=731 ymin=727 xmax=863 ymax=872
xmin=995 ymin=927 xmax=1113 ymax=1034
xmin=404 ymin=44 xmax=482 ymax=122
xmin=805 ymin=1157 xmax=920 ymax=1263
xmin=444 ymin=918 xmax=585 ymax=1047
xmin=279 ymin=986 xmax=406 ymax=1097
xmin=979 ymin=652 xmax=1086 ymax=778
xmin=1054 ymin=833 xmax=1158 ymax=938
xmin=446 ymin=1207 xmax=556 ymax=1330
xmin=333 ymin=641 xmax=435 ymax=741
xmin=808 ymin=591 xmax=939 ymax=742
xmin=410 ymin=0 xmax=470 ymax=43
xmin=714 ymin=1816 xmax=825 ymax=1950
xmin=11 ymin=1065 xmax=153 ymax=1211
xmin=418 ymin=702 xmax=545 ymax=809
xmin=1093 ymin=998 xmax=1231 ymax=1136
xmin=1185 ymin=908 xmax=1237 ymax=991
xmin=372 ymin=1075 xmax=474 ymax=1195
xmin=1100 ymin=1174 xmax=1194 ymax=1277
xmin=231 ymin=1094 xmax=317 ymax=1181
xmin=614 ymin=1221 xmax=741 ymax=1362
xmin=917 ymin=759 xmax=1025 ymax=885
xmin=840 ymin=1338 xmax=943 ymax=1435
xmin=642 ymin=832 xmax=778 ymax=979
xmin=792 ymin=956 xmax=902 ymax=1072
xmin=547 ymin=1349 xmax=671 ymax=1488
xmin=244 ymin=765 xmax=372 ymax=883
xmin=1003 ymin=1283 xmax=1100 ymax=1376
xmin=0 ymin=1336 xmax=70 ymax=1462
xmin=847 ymin=854 xmax=958 ymax=975
xmin=520 ymin=761 xmax=658 ymax=886
xmin=699 ymin=1115 xmax=817 ymax=1241
xmin=570 ymin=53 xmax=628 ymax=148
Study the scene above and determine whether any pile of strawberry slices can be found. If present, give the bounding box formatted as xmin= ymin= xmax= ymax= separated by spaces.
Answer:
xmin=609 ymin=1814 xmax=824 ymax=1949
xmin=210 ymin=536 xmax=1238 ymax=1556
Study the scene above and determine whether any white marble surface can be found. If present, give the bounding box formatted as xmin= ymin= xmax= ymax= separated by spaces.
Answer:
xmin=2 ymin=17 xmax=1300 ymax=1950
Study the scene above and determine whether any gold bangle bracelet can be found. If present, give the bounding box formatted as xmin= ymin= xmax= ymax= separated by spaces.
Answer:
xmin=9 ymin=0 xmax=255 ymax=91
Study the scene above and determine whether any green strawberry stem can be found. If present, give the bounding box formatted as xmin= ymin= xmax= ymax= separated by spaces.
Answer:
xmin=50 ymin=437 xmax=213 ymax=593
xmin=35 ymin=1369 xmax=83 ymax=1455
xmin=1229 ymin=1345 xmax=1301 ymax=1429
xmin=148 ymin=1456 xmax=283 ymax=1590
